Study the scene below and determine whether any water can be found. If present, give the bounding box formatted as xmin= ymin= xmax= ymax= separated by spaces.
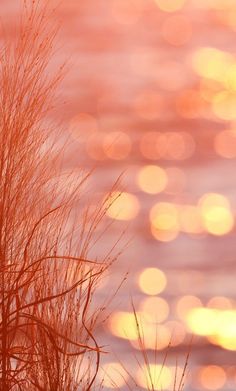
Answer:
xmin=2 ymin=0 xmax=236 ymax=389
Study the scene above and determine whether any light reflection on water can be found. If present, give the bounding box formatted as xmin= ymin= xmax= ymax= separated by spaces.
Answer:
xmin=3 ymin=0 xmax=236 ymax=389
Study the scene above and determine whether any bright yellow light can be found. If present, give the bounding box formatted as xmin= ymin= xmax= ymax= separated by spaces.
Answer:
xmin=186 ymin=307 xmax=218 ymax=336
xmin=155 ymin=0 xmax=186 ymax=13
xmin=216 ymin=335 xmax=236 ymax=350
xmin=137 ymin=165 xmax=167 ymax=194
xmin=137 ymin=364 xmax=172 ymax=390
xmin=192 ymin=47 xmax=233 ymax=81
xmin=130 ymin=323 xmax=171 ymax=351
xmin=198 ymin=193 xmax=234 ymax=235
xmin=150 ymin=202 xmax=179 ymax=242
xmin=140 ymin=296 xmax=169 ymax=323
xmin=138 ymin=267 xmax=167 ymax=295
xmin=206 ymin=309 xmax=236 ymax=350
xmin=212 ymin=91 xmax=236 ymax=120
xmin=175 ymin=295 xmax=203 ymax=320
xmin=106 ymin=191 xmax=140 ymax=221
xmin=103 ymin=131 xmax=131 ymax=160
xmin=199 ymin=366 xmax=226 ymax=390
xmin=224 ymin=63 xmax=236 ymax=91
xmin=215 ymin=310 xmax=236 ymax=350
xmin=101 ymin=362 xmax=128 ymax=388
xmin=108 ymin=311 xmax=140 ymax=340
xmin=214 ymin=129 xmax=236 ymax=158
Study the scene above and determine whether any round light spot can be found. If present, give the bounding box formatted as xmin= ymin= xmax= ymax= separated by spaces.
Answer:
xmin=140 ymin=296 xmax=169 ymax=323
xmin=108 ymin=311 xmax=140 ymax=340
xmin=186 ymin=307 xmax=218 ymax=336
xmin=106 ymin=191 xmax=140 ymax=221
xmin=207 ymin=296 xmax=232 ymax=310
xmin=137 ymin=165 xmax=167 ymax=194
xmin=138 ymin=268 xmax=167 ymax=295
xmin=103 ymin=131 xmax=131 ymax=160
xmin=137 ymin=364 xmax=172 ymax=390
xmin=214 ymin=129 xmax=236 ymax=158
xmin=198 ymin=193 xmax=234 ymax=236
xmin=199 ymin=366 xmax=226 ymax=390
xmin=150 ymin=202 xmax=179 ymax=242
xmin=192 ymin=47 xmax=233 ymax=82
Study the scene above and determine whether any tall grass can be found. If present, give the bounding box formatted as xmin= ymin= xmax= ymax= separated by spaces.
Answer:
xmin=0 ymin=2 xmax=191 ymax=391
xmin=0 ymin=2 xmax=114 ymax=390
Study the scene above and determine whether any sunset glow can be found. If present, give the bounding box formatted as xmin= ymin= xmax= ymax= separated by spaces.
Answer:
xmin=3 ymin=0 xmax=236 ymax=389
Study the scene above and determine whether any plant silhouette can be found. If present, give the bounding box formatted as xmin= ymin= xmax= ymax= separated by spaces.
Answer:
xmin=0 ymin=2 xmax=113 ymax=390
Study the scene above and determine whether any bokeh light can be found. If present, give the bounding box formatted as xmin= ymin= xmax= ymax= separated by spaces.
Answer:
xmin=137 ymin=165 xmax=167 ymax=194
xmin=103 ymin=131 xmax=131 ymax=160
xmin=137 ymin=364 xmax=172 ymax=390
xmin=130 ymin=323 xmax=171 ymax=351
xmin=214 ymin=129 xmax=236 ymax=158
xmin=138 ymin=268 xmax=167 ymax=295
xmin=140 ymin=296 xmax=169 ymax=323
xmin=106 ymin=191 xmax=140 ymax=221
xmin=108 ymin=311 xmax=140 ymax=341
xmin=186 ymin=307 xmax=218 ymax=336
xmin=86 ymin=132 xmax=106 ymax=160
xmin=150 ymin=202 xmax=179 ymax=242
xmin=192 ymin=47 xmax=233 ymax=82
xmin=212 ymin=91 xmax=236 ymax=121
xmin=26 ymin=0 xmax=236 ymax=388
xmin=198 ymin=193 xmax=234 ymax=236
xmin=207 ymin=296 xmax=233 ymax=310
xmin=198 ymin=365 xmax=227 ymax=390
xmin=175 ymin=295 xmax=203 ymax=320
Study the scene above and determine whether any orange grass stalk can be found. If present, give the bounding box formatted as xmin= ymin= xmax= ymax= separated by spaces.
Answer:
xmin=0 ymin=2 xmax=114 ymax=390
xmin=112 ymin=305 xmax=190 ymax=391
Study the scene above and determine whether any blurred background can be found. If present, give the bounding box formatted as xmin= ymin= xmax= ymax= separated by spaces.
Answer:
xmin=2 ymin=0 xmax=236 ymax=389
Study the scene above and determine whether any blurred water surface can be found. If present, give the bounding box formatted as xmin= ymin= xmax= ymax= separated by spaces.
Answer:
xmin=2 ymin=0 xmax=236 ymax=389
